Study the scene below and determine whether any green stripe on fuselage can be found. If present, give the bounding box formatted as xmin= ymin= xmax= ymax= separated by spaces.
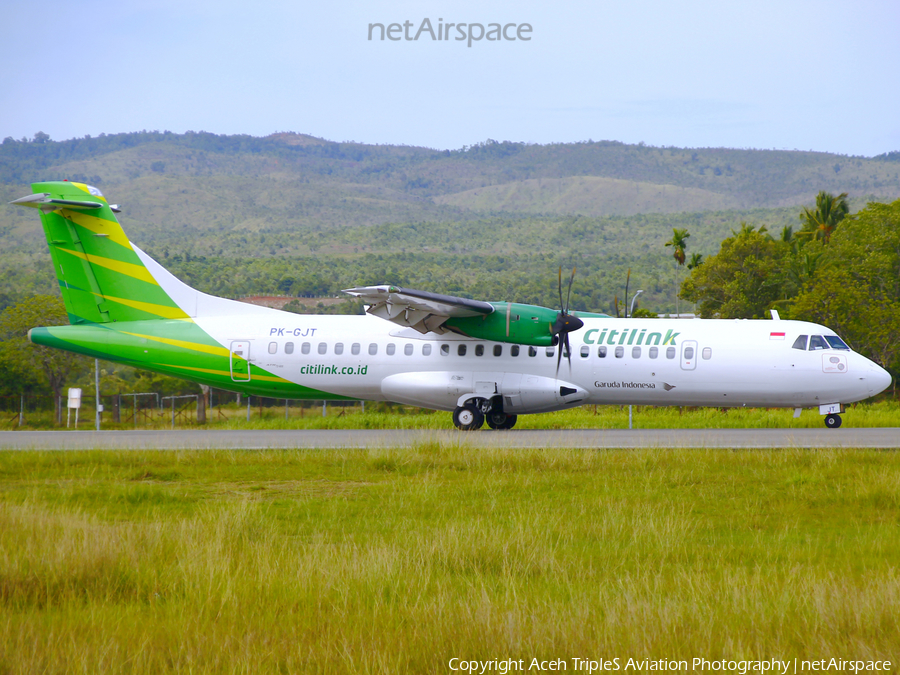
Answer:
xmin=28 ymin=323 xmax=350 ymax=399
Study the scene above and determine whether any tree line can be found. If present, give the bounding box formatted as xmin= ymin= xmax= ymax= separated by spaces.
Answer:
xmin=678 ymin=193 xmax=900 ymax=379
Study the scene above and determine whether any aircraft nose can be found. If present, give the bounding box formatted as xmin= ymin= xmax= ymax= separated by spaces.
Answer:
xmin=869 ymin=364 xmax=892 ymax=396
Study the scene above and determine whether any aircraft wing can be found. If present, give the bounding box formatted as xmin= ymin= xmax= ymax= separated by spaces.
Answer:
xmin=343 ymin=285 xmax=494 ymax=334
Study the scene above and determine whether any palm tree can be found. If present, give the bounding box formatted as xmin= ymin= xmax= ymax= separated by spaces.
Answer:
xmin=687 ymin=252 xmax=704 ymax=270
xmin=665 ymin=228 xmax=690 ymax=316
xmin=799 ymin=191 xmax=849 ymax=244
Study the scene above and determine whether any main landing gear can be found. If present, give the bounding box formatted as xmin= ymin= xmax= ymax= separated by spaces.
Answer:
xmin=486 ymin=411 xmax=517 ymax=430
xmin=452 ymin=398 xmax=517 ymax=431
xmin=824 ymin=413 xmax=842 ymax=429
xmin=452 ymin=404 xmax=484 ymax=431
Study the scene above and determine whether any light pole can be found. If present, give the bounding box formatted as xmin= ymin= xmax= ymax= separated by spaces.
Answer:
xmin=628 ymin=290 xmax=643 ymax=430
xmin=629 ymin=290 xmax=643 ymax=318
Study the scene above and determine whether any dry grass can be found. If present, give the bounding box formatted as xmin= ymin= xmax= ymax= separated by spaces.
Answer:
xmin=1 ymin=445 xmax=899 ymax=673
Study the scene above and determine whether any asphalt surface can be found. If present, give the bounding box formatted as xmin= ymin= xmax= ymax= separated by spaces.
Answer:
xmin=0 ymin=428 xmax=898 ymax=450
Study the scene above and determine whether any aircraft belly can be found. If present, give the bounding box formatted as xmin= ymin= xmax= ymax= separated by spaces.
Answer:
xmin=381 ymin=371 xmax=467 ymax=411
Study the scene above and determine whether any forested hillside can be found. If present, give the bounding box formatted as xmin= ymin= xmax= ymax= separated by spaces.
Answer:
xmin=2 ymin=131 xmax=899 ymax=314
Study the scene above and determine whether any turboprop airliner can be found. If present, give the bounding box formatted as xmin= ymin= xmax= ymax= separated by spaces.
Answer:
xmin=11 ymin=181 xmax=892 ymax=429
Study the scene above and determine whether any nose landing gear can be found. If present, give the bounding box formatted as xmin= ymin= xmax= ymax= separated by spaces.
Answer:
xmin=824 ymin=413 xmax=842 ymax=429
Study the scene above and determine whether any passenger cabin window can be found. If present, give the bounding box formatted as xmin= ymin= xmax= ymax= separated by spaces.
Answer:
xmin=475 ymin=345 xmax=484 ymax=356
xmin=440 ymin=344 xmax=449 ymax=356
xmin=580 ymin=345 xmax=590 ymax=358
xmin=318 ymin=342 xmax=327 ymax=355
xmin=285 ymin=342 xmax=294 ymax=355
xmin=546 ymin=347 xmax=555 ymax=358
xmin=351 ymin=343 xmax=360 ymax=355
xmin=598 ymin=346 xmax=607 ymax=358
xmin=334 ymin=343 xmax=344 ymax=355
xmin=683 ymin=346 xmax=694 ymax=360
xmin=792 ymin=335 xmax=808 ymax=350
xmin=649 ymin=346 xmax=658 ymax=359
xmin=702 ymin=347 xmax=712 ymax=360
xmin=301 ymin=342 xmax=311 ymax=354
xmin=386 ymin=343 xmax=396 ymax=356
xmin=615 ymin=346 xmax=624 ymax=358
xmin=493 ymin=345 xmax=502 ymax=357
xmin=528 ymin=346 xmax=537 ymax=357
xmin=666 ymin=346 xmax=676 ymax=359
xmin=404 ymin=344 xmax=413 ymax=356
xmin=422 ymin=344 xmax=432 ymax=356
xmin=458 ymin=344 xmax=467 ymax=356
xmin=510 ymin=345 xmax=520 ymax=357
xmin=368 ymin=343 xmax=378 ymax=355
xmin=268 ymin=342 xmax=277 ymax=354
xmin=809 ymin=335 xmax=828 ymax=351
xmin=632 ymin=347 xmax=641 ymax=358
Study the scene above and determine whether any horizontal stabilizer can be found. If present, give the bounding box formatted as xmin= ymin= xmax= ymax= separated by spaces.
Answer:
xmin=10 ymin=193 xmax=104 ymax=212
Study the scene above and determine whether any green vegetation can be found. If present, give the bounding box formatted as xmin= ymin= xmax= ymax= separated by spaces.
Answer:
xmin=2 ymin=131 xmax=899 ymax=314
xmin=0 ymin=295 xmax=89 ymax=421
xmin=1 ymin=445 xmax=898 ymax=672
xmin=681 ymin=197 xmax=900 ymax=380
xmin=4 ymin=400 xmax=899 ymax=431
xmin=2 ymin=132 xmax=900 ymax=403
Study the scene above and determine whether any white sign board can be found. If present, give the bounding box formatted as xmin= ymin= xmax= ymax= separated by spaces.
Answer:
xmin=67 ymin=388 xmax=82 ymax=409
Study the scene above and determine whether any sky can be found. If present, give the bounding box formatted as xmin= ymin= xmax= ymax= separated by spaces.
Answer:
xmin=1 ymin=0 xmax=898 ymax=156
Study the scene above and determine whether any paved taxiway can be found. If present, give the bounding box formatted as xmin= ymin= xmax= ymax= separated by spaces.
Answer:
xmin=0 ymin=428 xmax=898 ymax=450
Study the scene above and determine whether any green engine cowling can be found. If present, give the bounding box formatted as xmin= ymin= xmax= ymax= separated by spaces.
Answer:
xmin=444 ymin=302 xmax=608 ymax=346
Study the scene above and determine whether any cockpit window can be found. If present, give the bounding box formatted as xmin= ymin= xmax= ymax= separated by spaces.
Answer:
xmin=792 ymin=335 xmax=808 ymax=350
xmin=808 ymin=335 xmax=828 ymax=351
xmin=824 ymin=335 xmax=850 ymax=350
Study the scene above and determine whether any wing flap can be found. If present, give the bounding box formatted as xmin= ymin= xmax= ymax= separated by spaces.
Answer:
xmin=343 ymin=285 xmax=494 ymax=334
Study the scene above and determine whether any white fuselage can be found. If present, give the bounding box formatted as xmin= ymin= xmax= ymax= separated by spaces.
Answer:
xmin=194 ymin=312 xmax=892 ymax=414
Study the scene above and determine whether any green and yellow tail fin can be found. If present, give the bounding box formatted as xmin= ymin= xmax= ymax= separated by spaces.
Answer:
xmin=12 ymin=181 xmax=190 ymax=324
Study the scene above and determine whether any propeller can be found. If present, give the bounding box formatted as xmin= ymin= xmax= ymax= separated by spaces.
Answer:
xmin=553 ymin=266 xmax=584 ymax=376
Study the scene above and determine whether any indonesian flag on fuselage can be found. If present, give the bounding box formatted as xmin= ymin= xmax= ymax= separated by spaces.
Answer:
xmin=770 ymin=331 xmax=786 ymax=339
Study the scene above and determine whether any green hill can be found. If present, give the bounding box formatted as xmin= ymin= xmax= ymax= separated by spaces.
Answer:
xmin=2 ymin=131 xmax=898 ymax=313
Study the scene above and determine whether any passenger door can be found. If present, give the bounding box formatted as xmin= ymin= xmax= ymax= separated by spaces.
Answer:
xmin=230 ymin=341 xmax=251 ymax=381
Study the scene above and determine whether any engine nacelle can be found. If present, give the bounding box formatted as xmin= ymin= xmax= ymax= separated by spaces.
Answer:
xmin=496 ymin=373 xmax=587 ymax=414
xmin=380 ymin=371 xmax=587 ymax=414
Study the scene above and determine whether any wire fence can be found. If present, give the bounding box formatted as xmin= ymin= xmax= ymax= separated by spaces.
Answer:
xmin=0 ymin=391 xmax=365 ymax=429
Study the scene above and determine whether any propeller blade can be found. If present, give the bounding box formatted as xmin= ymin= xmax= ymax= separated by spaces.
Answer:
xmin=558 ymin=266 xmax=564 ymax=313
xmin=565 ymin=266 xmax=576 ymax=314
xmin=552 ymin=265 xmax=582 ymax=377
xmin=556 ymin=339 xmax=563 ymax=376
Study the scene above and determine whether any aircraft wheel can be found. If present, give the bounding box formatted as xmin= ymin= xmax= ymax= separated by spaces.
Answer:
xmin=453 ymin=405 xmax=484 ymax=431
xmin=486 ymin=412 xmax=517 ymax=430
xmin=824 ymin=413 xmax=842 ymax=429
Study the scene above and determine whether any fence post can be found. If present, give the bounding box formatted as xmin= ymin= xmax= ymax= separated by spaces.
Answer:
xmin=19 ymin=394 xmax=23 ymax=427
xmin=247 ymin=396 xmax=251 ymax=422
xmin=95 ymin=359 xmax=101 ymax=431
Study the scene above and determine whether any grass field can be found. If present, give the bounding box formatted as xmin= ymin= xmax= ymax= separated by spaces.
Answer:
xmin=5 ymin=398 xmax=900 ymax=431
xmin=1 ymin=444 xmax=899 ymax=673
